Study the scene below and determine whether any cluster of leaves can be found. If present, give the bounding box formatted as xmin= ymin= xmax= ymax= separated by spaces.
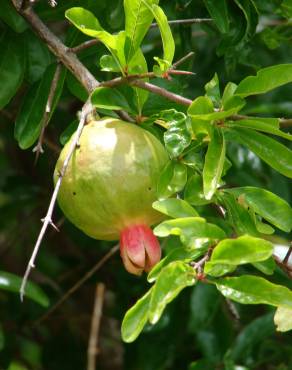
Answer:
xmin=1 ymin=0 xmax=292 ymax=369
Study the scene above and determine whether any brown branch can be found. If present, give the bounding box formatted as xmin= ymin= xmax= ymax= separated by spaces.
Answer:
xmin=34 ymin=245 xmax=119 ymax=325
xmin=33 ymin=63 xmax=62 ymax=162
xmin=131 ymin=80 xmax=192 ymax=106
xmin=20 ymin=100 xmax=94 ymax=300
xmin=172 ymin=52 xmax=195 ymax=69
xmin=87 ymin=283 xmax=105 ymax=370
xmin=70 ymin=39 xmax=100 ymax=54
xmin=12 ymin=1 xmax=99 ymax=94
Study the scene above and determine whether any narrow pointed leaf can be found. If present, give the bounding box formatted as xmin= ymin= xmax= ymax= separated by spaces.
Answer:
xmin=224 ymin=187 xmax=292 ymax=232
xmin=0 ymin=33 xmax=25 ymax=109
xmin=216 ymin=275 xmax=292 ymax=307
xmin=148 ymin=248 xmax=204 ymax=282
xmin=203 ymin=127 xmax=226 ymax=200
xmin=228 ymin=127 xmax=292 ymax=178
xmin=121 ymin=288 xmax=152 ymax=343
xmin=124 ymin=0 xmax=159 ymax=62
xmin=205 ymin=235 xmax=274 ymax=277
xmin=149 ymin=261 xmax=196 ymax=324
xmin=154 ymin=217 xmax=226 ymax=246
xmin=152 ymin=198 xmax=199 ymax=219
xmin=203 ymin=0 xmax=229 ymax=33
xmin=0 ymin=271 xmax=49 ymax=307
xmin=91 ymin=87 xmax=131 ymax=111
xmin=235 ymin=64 xmax=292 ymax=97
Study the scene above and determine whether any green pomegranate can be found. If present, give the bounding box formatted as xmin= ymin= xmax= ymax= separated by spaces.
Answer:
xmin=54 ymin=117 xmax=169 ymax=274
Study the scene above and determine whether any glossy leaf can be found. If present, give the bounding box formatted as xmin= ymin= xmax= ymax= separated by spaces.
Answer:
xmin=252 ymin=257 xmax=276 ymax=276
xmin=162 ymin=111 xmax=192 ymax=158
xmin=219 ymin=192 xmax=259 ymax=236
xmin=14 ymin=64 xmax=66 ymax=149
xmin=274 ymin=306 xmax=292 ymax=332
xmin=228 ymin=127 xmax=292 ymax=178
xmin=216 ymin=275 xmax=292 ymax=307
xmin=147 ymin=4 xmax=175 ymax=66
xmin=205 ymin=235 xmax=274 ymax=277
xmin=205 ymin=73 xmax=221 ymax=106
xmin=91 ymin=87 xmax=131 ymax=111
xmin=188 ymin=96 xmax=214 ymax=118
xmin=154 ymin=217 xmax=226 ymax=247
xmin=226 ymin=117 xmax=292 ymax=141
xmin=203 ymin=0 xmax=229 ymax=33
xmin=235 ymin=64 xmax=292 ymax=97
xmin=0 ymin=32 xmax=25 ymax=109
xmin=152 ymin=198 xmax=199 ymax=219
xmin=224 ymin=187 xmax=292 ymax=232
xmin=0 ymin=271 xmax=49 ymax=307
xmin=99 ymin=54 xmax=121 ymax=72
xmin=148 ymin=248 xmax=204 ymax=282
xmin=203 ymin=127 xmax=226 ymax=200
xmin=121 ymin=288 xmax=152 ymax=343
xmin=184 ymin=174 xmax=211 ymax=206
xmin=65 ymin=8 xmax=119 ymax=53
xmin=222 ymin=82 xmax=237 ymax=107
xmin=149 ymin=261 xmax=196 ymax=324
xmin=124 ymin=0 xmax=159 ymax=62
xmin=157 ymin=161 xmax=187 ymax=199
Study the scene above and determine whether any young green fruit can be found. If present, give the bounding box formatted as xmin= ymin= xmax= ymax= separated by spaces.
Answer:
xmin=54 ymin=117 xmax=168 ymax=274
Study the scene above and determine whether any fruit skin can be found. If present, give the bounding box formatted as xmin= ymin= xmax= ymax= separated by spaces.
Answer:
xmin=54 ymin=117 xmax=169 ymax=241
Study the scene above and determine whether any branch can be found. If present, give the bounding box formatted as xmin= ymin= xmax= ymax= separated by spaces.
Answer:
xmin=34 ymin=245 xmax=119 ymax=325
xmin=12 ymin=1 xmax=99 ymax=93
xmin=33 ymin=63 xmax=62 ymax=161
xmin=20 ymin=100 xmax=94 ymax=300
xmin=87 ymin=283 xmax=105 ymax=370
xmin=131 ymin=80 xmax=192 ymax=106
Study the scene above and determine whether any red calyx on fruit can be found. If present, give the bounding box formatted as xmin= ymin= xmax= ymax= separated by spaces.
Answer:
xmin=120 ymin=224 xmax=161 ymax=275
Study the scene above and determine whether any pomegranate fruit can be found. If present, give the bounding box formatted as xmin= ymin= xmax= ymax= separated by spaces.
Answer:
xmin=54 ymin=117 xmax=168 ymax=274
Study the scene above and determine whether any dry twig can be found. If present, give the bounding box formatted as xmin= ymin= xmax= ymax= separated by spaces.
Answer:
xmin=87 ymin=283 xmax=106 ymax=370
xmin=20 ymin=100 xmax=93 ymax=300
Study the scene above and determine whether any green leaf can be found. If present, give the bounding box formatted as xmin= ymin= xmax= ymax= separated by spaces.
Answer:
xmin=222 ymin=82 xmax=238 ymax=107
xmin=184 ymin=174 xmax=211 ymax=206
xmin=121 ymin=288 xmax=152 ymax=343
xmin=60 ymin=120 xmax=78 ymax=146
xmin=146 ymin=4 xmax=175 ymax=67
xmin=0 ymin=324 xmax=4 ymax=351
xmin=205 ymin=235 xmax=274 ymax=277
xmin=14 ymin=64 xmax=66 ymax=149
xmin=149 ymin=261 xmax=196 ymax=324
xmin=0 ymin=32 xmax=25 ymax=109
xmin=216 ymin=275 xmax=292 ymax=308
xmin=127 ymin=48 xmax=149 ymax=113
xmin=252 ymin=258 xmax=276 ymax=276
xmin=26 ymin=31 xmax=52 ymax=83
xmin=124 ymin=0 xmax=159 ymax=62
xmin=0 ymin=0 xmax=27 ymax=32
xmin=148 ymin=248 xmax=204 ymax=282
xmin=154 ymin=217 xmax=226 ymax=247
xmin=228 ymin=127 xmax=292 ymax=178
xmin=0 ymin=271 xmax=49 ymax=307
xmin=204 ymin=73 xmax=221 ymax=106
xmin=220 ymin=192 xmax=259 ymax=236
xmin=65 ymin=8 xmax=120 ymax=60
xmin=274 ymin=306 xmax=292 ymax=332
xmin=99 ymin=55 xmax=121 ymax=72
xmin=203 ymin=127 xmax=226 ymax=200
xmin=157 ymin=161 xmax=187 ymax=199
xmin=153 ymin=198 xmax=199 ymax=219
xmin=162 ymin=111 xmax=192 ymax=158
xmin=188 ymin=96 xmax=214 ymax=118
xmin=224 ymin=187 xmax=292 ymax=232
xmin=91 ymin=87 xmax=131 ymax=111
xmin=203 ymin=0 xmax=229 ymax=33
xmin=235 ymin=64 xmax=292 ymax=97
xmin=226 ymin=117 xmax=292 ymax=141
